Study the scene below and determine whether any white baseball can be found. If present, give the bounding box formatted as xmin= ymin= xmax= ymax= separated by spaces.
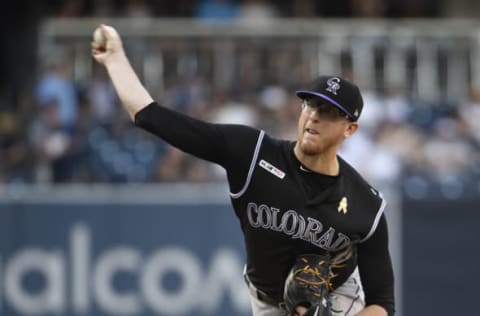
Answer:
xmin=93 ymin=27 xmax=106 ymax=46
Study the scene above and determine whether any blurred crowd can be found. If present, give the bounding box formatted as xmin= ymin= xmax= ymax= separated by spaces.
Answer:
xmin=2 ymin=51 xmax=480 ymax=188
xmin=1 ymin=0 xmax=480 ymax=193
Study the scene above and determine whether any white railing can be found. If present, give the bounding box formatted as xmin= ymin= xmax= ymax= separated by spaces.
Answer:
xmin=39 ymin=18 xmax=480 ymax=104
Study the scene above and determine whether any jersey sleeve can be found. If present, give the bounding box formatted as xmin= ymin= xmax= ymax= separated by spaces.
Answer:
xmin=357 ymin=214 xmax=395 ymax=316
xmin=134 ymin=102 xmax=261 ymax=189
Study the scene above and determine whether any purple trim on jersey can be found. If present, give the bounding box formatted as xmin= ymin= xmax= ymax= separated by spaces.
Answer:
xmin=230 ymin=130 xmax=265 ymax=199
xmin=295 ymin=90 xmax=353 ymax=118
xmin=360 ymin=197 xmax=387 ymax=243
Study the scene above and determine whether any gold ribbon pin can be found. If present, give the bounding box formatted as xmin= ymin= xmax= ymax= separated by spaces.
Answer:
xmin=338 ymin=197 xmax=348 ymax=214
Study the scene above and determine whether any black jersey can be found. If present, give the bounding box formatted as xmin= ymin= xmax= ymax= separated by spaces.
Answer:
xmin=135 ymin=102 xmax=395 ymax=315
xmin=231 ymin=131 xmax=386 ymax=296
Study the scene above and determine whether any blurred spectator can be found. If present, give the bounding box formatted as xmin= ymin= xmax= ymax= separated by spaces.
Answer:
xmin=31 ymin=50 xmax=88 ymax=183
xmin=209 ymin=97 xmax=258 ymax=126
xmin=164 ymin=77 xmax=209 ymax=114
xmin=156 ymin=146 xmax=185 ymax=182
xmin=257 ymin=84 xmax=290 ymax=136
xmin=155 ymin=146 xmax=210 ymax=182
xmin=87 ymin=67 xmax=118 ymax=126
xmin=422 ymin=116 xmax=475 ymax=179
xmin=458 ymin=86 xmax=480 ymax=144
xmin=29 ymin=100 xmax=78 ymax=183
xmin=195 ymin=0 xmax=239 ymax=21
xmin=376 ymin=122 xmax=425 ymax=176
xmin=355 ymin=90 xmax=386 ymax=134
xmin=259 ymin=85 xmax=288 ymax=112
xmin=35 ymin=51 xmax=78 ymax=133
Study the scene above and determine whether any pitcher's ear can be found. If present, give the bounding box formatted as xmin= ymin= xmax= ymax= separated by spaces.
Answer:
xmin=344 ymin=122 xmax=359 ymax=138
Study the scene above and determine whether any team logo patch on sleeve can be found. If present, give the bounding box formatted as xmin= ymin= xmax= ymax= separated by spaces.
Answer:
xmin=259 ymin=159 xmax=286 ymax=179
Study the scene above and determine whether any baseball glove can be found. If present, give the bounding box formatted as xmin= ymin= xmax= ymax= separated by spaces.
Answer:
xmin=282 ymin=254 xmax=336 ymax=316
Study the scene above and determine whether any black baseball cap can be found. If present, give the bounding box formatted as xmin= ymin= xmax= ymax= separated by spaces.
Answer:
xmin=296 ymin=76 xmax=363 ymax=121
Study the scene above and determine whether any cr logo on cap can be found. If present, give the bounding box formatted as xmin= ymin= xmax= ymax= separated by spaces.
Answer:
xmin=326 ymin=77 xmax=341 ymax=95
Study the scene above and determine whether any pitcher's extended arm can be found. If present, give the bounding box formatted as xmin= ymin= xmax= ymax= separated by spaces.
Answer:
xmin=91 ymin=24 xmax=153 ymax=121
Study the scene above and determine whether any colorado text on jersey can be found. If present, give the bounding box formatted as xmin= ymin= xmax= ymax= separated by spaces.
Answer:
xmin=246 ymin=202 xmax=350 ymax=252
